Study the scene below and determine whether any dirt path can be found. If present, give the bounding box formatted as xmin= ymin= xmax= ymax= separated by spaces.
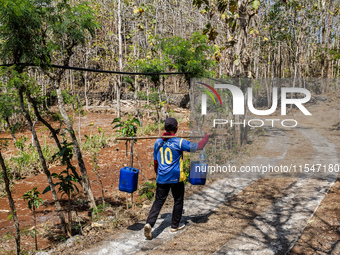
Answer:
xmin=213 ymin=128 xmax=339 ymax=254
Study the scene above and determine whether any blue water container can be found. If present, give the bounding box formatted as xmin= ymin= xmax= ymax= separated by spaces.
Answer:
xmin=119 ymin=167 xmax=139 ymax=193
xmin=189 ymin=161 xmax=207 ymax=185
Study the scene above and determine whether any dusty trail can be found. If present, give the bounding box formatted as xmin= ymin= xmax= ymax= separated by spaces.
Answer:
xmin=214 ymin=127 xmax=339 ymax=254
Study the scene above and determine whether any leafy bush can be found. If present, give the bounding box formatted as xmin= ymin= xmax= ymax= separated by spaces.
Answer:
xmin=138 ymin=181 xmax=157 ymax=201
xmin=45 ymin=170 xmax=79 ymax=199
xmin=135 ymin=58 xmax=167 ymax=87
xmin=112 ymin=117 xmax=140 ymax=138
xmin=158 ymin=32 xmax=217 ymax=84
xmin=14 ymin=136 xmax=28 ymax=151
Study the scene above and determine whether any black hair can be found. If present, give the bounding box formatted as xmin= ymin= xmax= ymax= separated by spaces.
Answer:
xmin=165 ymin=125 xmax=177 ymax=132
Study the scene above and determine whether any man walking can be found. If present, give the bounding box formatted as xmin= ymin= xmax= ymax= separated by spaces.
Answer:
xmin=144 ymin=117 xmax=213 ymax=240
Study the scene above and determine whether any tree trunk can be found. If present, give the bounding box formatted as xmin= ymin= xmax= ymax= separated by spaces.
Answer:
xmin=241 ymin=84 xmax=248 ymax=145
xmin=17 ymin=87 xmax=69 ymax=236
xmin=55 ymin=86 xmax=97 ymax=211
xmin=24 ymin=89 xmax=82 ymax=183
xmin=84 ymin=52 xmax=89 ymax=111
xmin=325 ymin=0 xmax=334 ymax=78
xmin=158 ymin=86 xmax=166 ymax=120
xmin=147 ymin=83 xmax=150 ymax=117
xmin=78 ymin=95 xmax=82 ymax=145
xmin=68 ymin=191 xmax=72 ymax=235
xmin=134 ymin=34 xmax=142 ymax=126
xmin=33 ymin=206 xmax=38 ymax=250
xmin=134 ymin=76 xmax=143 ymax=126
xmin=0 ymin=151 xmax=20 ymax=255
xmin=93 ymin=155 xmax=105 ymax=209
xmin=231 ymin=0 xmax=255 ymax=78
xmin=116 ymin=79 xmax=121 ymax=118
xmin=5 ymin=117 xmax=17 ymax=144
xmin=117 ymin=0 xmax=123 ymax=118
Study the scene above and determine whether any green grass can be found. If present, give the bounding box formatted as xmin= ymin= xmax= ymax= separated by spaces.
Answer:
xmin=81 ymin=131 xmax=108 ymax=152
xmin=137 ymin=123 xmax=161 ymax=136
xmin=10 ymin=139 xmax=57 ymax=178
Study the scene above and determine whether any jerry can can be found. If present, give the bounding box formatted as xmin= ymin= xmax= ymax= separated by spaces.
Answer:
xmin=119 ymin=167 xmax=139 ymax=193
xmin=189 ymin=161 xmax=207 ymax=185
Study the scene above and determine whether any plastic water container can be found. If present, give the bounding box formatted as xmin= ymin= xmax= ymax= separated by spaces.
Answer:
xmin=119 ymin=167 xmax=139 ymax=193
xmin=189 ymin=161 xmax=207 ymax=185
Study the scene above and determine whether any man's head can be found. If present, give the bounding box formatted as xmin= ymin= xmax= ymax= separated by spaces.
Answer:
xmin=164 ymin=117 xmax=178 ymax=133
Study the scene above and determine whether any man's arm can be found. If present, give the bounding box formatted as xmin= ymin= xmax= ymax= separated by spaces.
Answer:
xmin=197 ymin=135 xmax=209 ymax=150
xmin=180 ymin=132 xmax=214 ymax=152
xmin=197 ymin=132 xmax=214 ymax=150
xmin=153 ymin=140 xmax=160 ymax=175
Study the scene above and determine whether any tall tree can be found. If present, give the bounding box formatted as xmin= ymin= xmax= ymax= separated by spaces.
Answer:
xmin=38 ymin=0 xmax=99 ymax=210
xmin=0 ymin=0 xmax=70 ymax=235
xmin=0 ymin=148 xmax=20 ymax=255
xmin=117 ymin=0 xmax=123 ymax=118
xmin=0 ymin=0 xmax=99 ymax=210
xmin=159 ymin=32 xmax=217 ymax=85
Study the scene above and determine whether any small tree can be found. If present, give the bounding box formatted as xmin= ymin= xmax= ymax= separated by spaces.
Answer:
xmin=112 ymin=117 xmax=141 ymax=139
xmin=136 ymin=58 xmax=168 ymax=122
xmin=22 ymin=187 xmax=44 ymax=251
xmin=51 ymin=169 xmax=79 ymax=235
xmin=159 ymin=32 xmax=217 ymax=86
xmin=136 ymin=58 xmax=167 ymax=90
xmin=44 ymin=141 xmax=80 ymax=235
xmin=0 ymin=0 xmax=99 ymax=212
xmin=112 ymin=116 xmax=140 ymax=162
xmin=2 ymin=69 xmax=70 ymax=235
xmin=86 ymin=127 xmax=106 ymax=211
xmin=142 ymin=98 xmax=166 ymax=135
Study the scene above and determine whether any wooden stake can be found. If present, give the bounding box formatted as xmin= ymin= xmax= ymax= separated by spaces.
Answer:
xmin=130 ymin=138 xmax=134 ymax=210
xmin=133 ymin=147 xmax=148 ymax=181
xmin=130 ymin=137 xmax=134 ymax=167
xmin=126 ymin=194 xmax=128 ymax=210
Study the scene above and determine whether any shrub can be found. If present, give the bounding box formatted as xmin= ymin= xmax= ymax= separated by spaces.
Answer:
xmin=112 ymin=117 xmax=140 ymax=138
xmin=137 ymin=123 xmax=160 ymax=136
xmin=138 ymin=181 xmax=157 ymax=201
xmin=81 ymin=131 xmax=107 ymax=152
xmin=182 ymin=157 xmax=191 ymax=184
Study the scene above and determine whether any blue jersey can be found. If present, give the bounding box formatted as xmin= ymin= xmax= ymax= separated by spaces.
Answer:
xmin=154 ymin=137 xmax=198 ymax=184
